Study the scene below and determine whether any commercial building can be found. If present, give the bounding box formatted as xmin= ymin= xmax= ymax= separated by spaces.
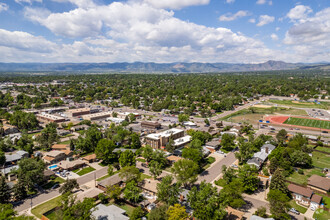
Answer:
xmin=66 ymin=108 xmax=91 ymax=117
xmin=141 ymin=121 xmax=161 ymax=129
xmin=145 ymin=128 xmax=185 ymax=149
xmin=36 ymin=113 xmax=66 ymax=123
xmin=82 ymin=111 xmax=112 ymax=121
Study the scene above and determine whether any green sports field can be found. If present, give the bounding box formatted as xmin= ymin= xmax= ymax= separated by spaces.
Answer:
xmin=284 ymin=117 xmax=330 ymax=129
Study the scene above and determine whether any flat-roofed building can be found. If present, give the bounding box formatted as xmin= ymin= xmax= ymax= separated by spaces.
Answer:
xmin=82 ymin=111 xmax=112 ymax=121
xmin=37 ymin=113 xmax=66 ymax=123
xmin=141 ymin=121 xmax=161 ymax=129
xmin=145 ymin=128 xmax=184 ymax=149
xmin=67 ymin=108 xmax=91 ymax=117
xmin=173 ymin=135 xmax=191 ymax=148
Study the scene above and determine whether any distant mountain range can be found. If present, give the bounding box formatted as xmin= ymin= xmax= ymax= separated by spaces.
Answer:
xmin=0 ymin=60 xmax=329 ymax=73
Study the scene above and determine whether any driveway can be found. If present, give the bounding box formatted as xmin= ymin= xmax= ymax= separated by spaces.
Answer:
xmin=197 ymin=152 xmax=236 ymax=183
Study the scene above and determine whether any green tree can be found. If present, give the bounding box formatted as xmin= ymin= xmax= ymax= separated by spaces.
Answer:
xmin=119 ymin=166 xmax=141 ymax=183
xmin=238 ymin=164 xmax=259 ymax=193
xmin=204 ymin=118 xmax=210 ymax=126
xmin=59 ymin=179 xmax=79 ymax=195
xmin=269 ymin=157 xmax=279 ymax=174
xmin=178 ymin=114 xmax=189 ymax=123
xmin=188 ymin=181 xmax=227 ymax=220
xmin=128 ymin=113 xmax=136 ymax=123
xmin=0 ymin=176 xmax=10 ymax=204
xmin=130 ymin=206 xmax=145 ymax=220
xmin=167 ymin=204 xmax=188 ymax=220
xmin=269 ymin=169 xmax=289 ymax=196
xmin=36 ymin=122 xmax=59 ymax=150
xmin=156 ymin=175 xmax=181 ymax=205
xmin=95 ymin=139 xmax=116 ymax=164
xmin=17 ymin=158 xmax=45 ymax=190
xmin=221 ymin=178 xmax=245 ymax=209
xmin=221 ymin=133 xmax=236 ymax=151
xmin=0 ymin=151 xmax=5 ymax=168
xmin=107 ymin=165 xmax=114 ymax=176
xmin=149 ymin=161 xmax=162 ymax=179
xmin=119 ymin=150 xmax=136 ymax=168
xmin=106 ymin=184 xmax=121 ymax=201
xmin=222 ymin=165 xmax=237 ymax=184
xmin=142 ymin=145 xmax=153 ymax=162
xmin=148 ymin=204 xmax=168 ymax=220
xmin=123 ymin=181 xmax=141 ymax=203
xmin=254 ymin=206 xmax=268 ymax=218
xmin=12 ymin=179 xmax=27 ymax=201
xmin=130 ymin=133 xmax=141 ymax=149
xmin=171 ymin=159 xmax=199 ymax=188
xmin=182 ymin=147 xmax=203 ymax=164
xmin=276 ymin=129 xmax=287 ymax=144
xmin=165 ymin=138 xmax=175 ymax=153
xmin=267 ymin=190 xmax=290 ymax=220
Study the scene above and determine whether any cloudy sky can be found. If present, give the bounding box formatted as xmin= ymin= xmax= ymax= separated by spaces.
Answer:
xmin=0 ymin=0 xmax=329 ymax=63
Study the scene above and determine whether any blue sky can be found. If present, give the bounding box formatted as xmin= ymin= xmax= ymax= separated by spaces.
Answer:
xmin=0 ymin=0 xmax=329 ymax=63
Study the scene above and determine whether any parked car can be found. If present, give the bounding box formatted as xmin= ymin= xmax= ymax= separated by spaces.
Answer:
xmin=289 ymin=208 xmax=300 ymax=215
xmin=51 ymin=183 xmax=60 ymax=189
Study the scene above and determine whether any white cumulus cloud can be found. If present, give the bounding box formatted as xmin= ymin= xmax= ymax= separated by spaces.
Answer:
xmin=287 ymin=5 xmax=313 ymax=23
xmin=219 ymin=10 xmax=249 ymax=22
xmin=257 ymin=15 xmax=275 ymax=26
xmin=226 ymin=0 xmax=235 ymax=3
xmin=0 ymin=3 xmax=9 ymax=12
xmin=270 ymin=33 xmax=278 ymax=41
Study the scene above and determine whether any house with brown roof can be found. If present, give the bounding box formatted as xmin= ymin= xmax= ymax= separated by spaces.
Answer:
xmin=82 ymin=153 xmax=97 ymax=163
xmin=308 ymin=175 xmax=330 ymax=194
xmin=51 ymin=144 xmax=73 ymax=157
xmin=43 ymin=150 xmax=66 ymax=164
xmin=57 ymin=160 xmax=85 ymax=170
xmin=288 ymin=183 xmax=323 ymax=210
xmin=288 ymin=184 xmax=313 ymax=206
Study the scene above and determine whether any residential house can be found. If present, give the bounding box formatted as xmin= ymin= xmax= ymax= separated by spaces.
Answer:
xmin=43 ymin=169 xmax=56 ymax=181
xmin=288 ymin=184 xmax=314 ymax=206
xmin=288 ymin=184 xmax=323 ymax=210
xmin=4 ymin=150 xmax=28 ymax=167
xmin=308 ymin=175 xmax=330 ymax=194
xmin=82 ymin=153 xmax=97 ymax=163
xmin=91 ymin=204 xmax=129 ymax=220
xmin=205 ymin=139 xmax=220 ymax=152
xmin=57 ymin=160 xmax=86 ymax=171
xmin=247 ymin=144 xmax=276 ymax=169
xmin=70 ymin=124 xmax=89 ymax=132
xmin=43 ymin=150 xmax=66 ymax=164
xmin=2 ymin=124 xmax=19 ymax=135
xmin=51 ymin=144 xmax=73 ymax=157
xmin=76 ymin=188 xmax=103 ymax=202
xmin=97 ymin=173 xmax=123 ymax=192
xmin=250 ymin=215 xmax=274 ymax=220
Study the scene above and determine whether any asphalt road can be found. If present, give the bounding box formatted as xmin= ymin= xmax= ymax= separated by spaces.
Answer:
xmin=15 ymin=167 xmax=108 ymax=212
xmin=197 ymin=152 xmax=237 ymax=183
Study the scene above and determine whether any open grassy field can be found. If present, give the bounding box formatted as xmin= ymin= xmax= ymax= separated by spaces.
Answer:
xmin=286 ymin=168 xmax=325 ymax=186
xmin=315 ymin=146 xmax=330 ymax=154
xmin=312 ymin=151 xmax=330 ymax=169
xmin=267 ymin=100 xmax=330 ymax=110
xmin=284 ymin=117 xmax=330 ymax=129
xmin=221 ymin=106 xmax=307 ymax=124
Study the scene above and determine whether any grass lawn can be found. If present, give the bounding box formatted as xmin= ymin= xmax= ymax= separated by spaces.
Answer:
xmin=141 ymin=173 xmax=152 ymax=180
xmin=315 ymin=146 xmax=330 ymax=154
xmin=286 ymin=168 xmax=325 ymax=186
xmin=74 ymin=166 xmax=96 ymax=176
xmin=267 ymin=100 xmax=329 ymax=110
xmin=289 ymin=200 xmax=307 ymax=214
xmin=202 ymin=156 xmax=216 ymax=170
xmin=45 ymin=211 xmax=57 ymax=220
xmin=284 ymin=117 xmax=330 ymax=129
xmin=60 ymin=134 xmax=74 ymax=138
xmin=27 ymin=132 xmax=41 ymax=138
xmin=214 ymin=178 xmax=226 ymax=187
xmin=31 ymin=195 xmax=62 ymax=219
xmin=317 ymin=193 xmax=330 ymax=209
xmin=137 ymin=158 xmax=146 ymax=163
xmin=313 ymin=209 xmax=330 ymax=220
xmin=58 ymin=140 xmax=71 ymax=145
xmin=312 ymin=151 xmax=330 ymax=169
xmin=42 ymin=177 xmax=65 ymax=190
xmin=220 ymin=106 xmax=308 ymax=123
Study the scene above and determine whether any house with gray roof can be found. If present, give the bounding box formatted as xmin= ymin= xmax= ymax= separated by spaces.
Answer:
xmin=5 ymin=150 xmax=28 ymax=166
xmin=91 ymin=204 xmax=129 ymax=220
xmin=247 ymin=143 xmax=276 ymax=169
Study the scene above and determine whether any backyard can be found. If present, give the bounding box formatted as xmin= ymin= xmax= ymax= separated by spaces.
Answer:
xmin=31 ymin=195 xmax=62 ymax=219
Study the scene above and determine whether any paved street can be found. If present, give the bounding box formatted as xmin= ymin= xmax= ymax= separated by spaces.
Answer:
xmin=15 ymin=166 xmax=108 ymax=212
xmin=197 ymin=152 xmax=237 ymax=183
